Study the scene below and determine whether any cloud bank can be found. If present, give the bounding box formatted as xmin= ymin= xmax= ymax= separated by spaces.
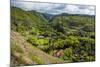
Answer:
xmin=11 ymin=1 xmax=95 ymax=15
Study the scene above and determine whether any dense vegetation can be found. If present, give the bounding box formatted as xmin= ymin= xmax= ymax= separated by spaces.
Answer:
xmin=11 ymin=7 xmax=95 ymax=66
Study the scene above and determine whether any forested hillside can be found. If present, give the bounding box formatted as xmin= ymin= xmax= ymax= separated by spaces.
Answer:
xmin=11 ymin=7 xmax=95 ymax=66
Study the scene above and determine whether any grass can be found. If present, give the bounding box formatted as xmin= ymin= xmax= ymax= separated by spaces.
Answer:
xmin=29 ymin=52 xmax=44 ymax=64
xmin=11 ymin=40 xmax=24 ymax=54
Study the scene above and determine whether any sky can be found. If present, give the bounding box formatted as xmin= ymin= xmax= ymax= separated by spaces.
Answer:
xmin=11 ymin=0 xmax=96 ymax=5
xmin=11 ymin=1 xmax=95 ymax=15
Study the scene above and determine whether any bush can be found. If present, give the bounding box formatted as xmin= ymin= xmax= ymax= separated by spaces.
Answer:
xmin=64 ymin=36 xmax=80 ymax=47
xmin=64 ymin=48 xmax=73 ymax=57
xmin=61 ymin=48 xmax=73 ymax=62
xmin=85 ymin=56 xmax=95 ymax=61
xmin=82 ymin=24 xmax=95 ymax=32
xmin=53 ymin=39 xmax=65 ymax=49
xmin=79 ymin=37 xmax=95 ymax=45
xmin=27 ymin=36 xmax=37 ymax=46
xmin=52 ymin=36 xmax=80 ymax=49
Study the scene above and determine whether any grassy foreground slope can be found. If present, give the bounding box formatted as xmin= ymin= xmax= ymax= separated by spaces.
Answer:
xmin=11 ymin=31 xmax=64 ymax=66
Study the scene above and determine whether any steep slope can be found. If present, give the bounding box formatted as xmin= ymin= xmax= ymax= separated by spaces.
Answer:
xmin=11 ymin=7 xmax=48 ymax=33
xmin=11 ymin=31 xmax=64 ymax=66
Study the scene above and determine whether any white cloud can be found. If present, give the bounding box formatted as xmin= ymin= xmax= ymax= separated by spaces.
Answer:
xmin=11 ymin=1 xmax=95 ymax=15
xmin=11 ymin=0 xmax=96 ymax=5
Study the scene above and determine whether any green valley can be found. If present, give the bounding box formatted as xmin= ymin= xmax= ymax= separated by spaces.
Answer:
xmin=11 ymin=6 xmax=95 ymax=66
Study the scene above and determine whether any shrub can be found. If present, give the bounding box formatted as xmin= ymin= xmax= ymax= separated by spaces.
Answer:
xmin=64 ymin=48 xmax=73 ymax=57
xmin=61 ymin=48 xmax=73 ymax=62
xmin=79 ymin=37 xmax=95 ymax=45
xmin=82 ymin=24 xmax=95 ymax=32
xmin=27 ymin=36 xmax=37 ymax=46
xmin=53 ymin=39 xmax=65 ymax=49
xmin=64 ymin=36 xmax=80 ymax=47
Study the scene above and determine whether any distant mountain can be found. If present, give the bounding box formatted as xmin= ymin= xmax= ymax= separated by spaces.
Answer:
xmin=41 ymin=12 xmax=95 ymax=21
xmin=55 ymin=13 xmax=95 ymax=18
xmin=42 ymin=13 xmax=54 ymax=21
